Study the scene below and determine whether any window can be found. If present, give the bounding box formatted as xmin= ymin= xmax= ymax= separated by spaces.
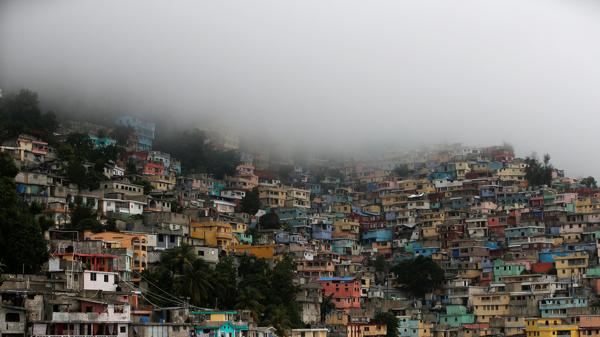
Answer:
xmin=170 ymin=236 xmax=175 ymax=243
xmin=158 ymin=234 xmax=164 ymax=242
xmin=120 ymin=326 xmax=127 ymax=333
xmin=5 ymin=313 xmax=20 ymax=322
xmin=90 ymin=273 xmax=97 ymax=281
xmin=104 ymin=274 xmax=109 ymax=282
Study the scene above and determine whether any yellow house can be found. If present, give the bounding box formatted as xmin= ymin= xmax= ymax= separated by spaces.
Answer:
xmin=362 ymin=204 xmax=381 ymax=214
xmin=190 ymin=221 xmax=235 ymax=252
xmin=525 ymin=318 xmax=579 ymax=337
xmin=416 ymin=180 xmax=436 ymax=194
xmin=555 ymin=251 xmax=588 ymax=279
xmin=258 ymin=185 xmax=287 ymax=208
xmin=333 ymin=203 xmax=353 ymax=214
xmin=286 ymin=187 xmax=311 ymax=209
xmin=229 ymin=220 xmax=247 ymax=235
xmin=325 ymin=310 xmax=348 ymax=325
xmin=421 ymin=224 xmax=439 ymax=240
xmin=472 ymin=293 xmax=510 ymax=323
xmin=455 ymin=162 xmax=471 ymax=180
xmin=147 ymin=174 xmax=176 ymax=191
xmin=576 ymin=197 xmax=594 ymax=214
xmin=234 ymin=244 xmax=278 ymax=259
xmin=398 ymin=179 xmax=418 ymax=192
xmin=333 ymin=219 xmax=360 ymax=235
xmin=85 ymin=231 xmax=148 ymax=281
xmin=497 ymin=164 xmax=527 ymax=184
xmin=347 ymin=323 xmax=387 ymax=337
xmin=290 ymin=329 xmax=328 ymax=337
xmin=419 ymin=211 xmax=445 ymax=227
xmin=381 ymin=193 xmax=408 ymax=210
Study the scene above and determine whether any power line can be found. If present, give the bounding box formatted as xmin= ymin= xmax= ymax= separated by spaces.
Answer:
xmin=133 ymin=270 xmax=188 ymax=303
xmin=121 ymin=278 xmax=187 ymax=308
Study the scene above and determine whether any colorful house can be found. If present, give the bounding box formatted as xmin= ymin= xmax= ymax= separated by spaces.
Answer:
xmin=318 ymin=277 xmax=361 ymax=310
xmin=525 ymin=318 xmax=579 ymax=337
xmin=190 ymin=221 xmax=235 ymax=252
xmin=191 ymin=311 xmax=248 ymax=337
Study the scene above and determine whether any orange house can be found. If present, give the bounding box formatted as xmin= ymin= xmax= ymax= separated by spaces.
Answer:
xmin=234 ymin=244 xmax=278 ymax=259
xmin=85 ymin=231 xmax=148 ymax=281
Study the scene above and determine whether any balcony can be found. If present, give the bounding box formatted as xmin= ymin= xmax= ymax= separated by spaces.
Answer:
xmin=4 ymin=322 xmax=25 ymax=332
xmin=51 ymin=311 xmax=130 ymax=323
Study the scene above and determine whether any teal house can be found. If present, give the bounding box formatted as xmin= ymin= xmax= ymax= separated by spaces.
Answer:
xmin=191 ymin=310 xmax=248 ymax=337
xmin=493 ymin=259 xmax=525 ymax=282
xmin=438 ymin=305 xmax=475 ymax=327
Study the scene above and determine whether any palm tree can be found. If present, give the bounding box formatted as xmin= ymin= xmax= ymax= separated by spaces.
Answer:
xmin=266 ymin=304 xmax=293 ymax=337
xmin=178 ymin=259 xmax=214 ymax=307
xmin=161 ymin=244 xmax=196 ymax=275
xmin=320 ymin=294 xmax=335 ymax=322
xmin=235 ymin=287 xmax=265 ymax=321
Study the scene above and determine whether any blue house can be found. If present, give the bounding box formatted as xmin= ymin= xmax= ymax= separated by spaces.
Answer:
xmin=89 ymin=135 xmax=117 ymax=148
xmin=362 ymin=228 xmax=393 ymax=244
xmin=312 ymin=222 xmax=333 ymax=240
xmin=539 ymin=297 xmax=587 ymax=318
xmin=115 ymin=115 xmax=156 ymax=151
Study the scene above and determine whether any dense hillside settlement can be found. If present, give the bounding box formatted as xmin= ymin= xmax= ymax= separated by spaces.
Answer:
xmin=3 ymin=90 xmax=600 ymax=337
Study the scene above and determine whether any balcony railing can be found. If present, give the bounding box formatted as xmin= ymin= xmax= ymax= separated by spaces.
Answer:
xmin=4 ymin=322 xmax=25 ymax=331
xmin=51 ymin=311 xmax=130 ymax=322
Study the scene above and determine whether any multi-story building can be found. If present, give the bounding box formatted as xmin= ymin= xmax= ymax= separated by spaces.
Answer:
xmin=318 ymin=277 xmax=361 ymax=310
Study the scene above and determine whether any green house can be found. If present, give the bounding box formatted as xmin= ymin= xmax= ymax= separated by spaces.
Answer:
xmin=438 ymin=305 xmax=475 ymax=328
xmin=493 ymin=259 xmax=525 ymax=282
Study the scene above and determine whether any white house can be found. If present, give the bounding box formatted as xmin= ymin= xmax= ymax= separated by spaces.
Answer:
xmin=82 ymin=270 xmax=119 ymax=292
xmin=99 ymin=198 xmax=146 ymax=215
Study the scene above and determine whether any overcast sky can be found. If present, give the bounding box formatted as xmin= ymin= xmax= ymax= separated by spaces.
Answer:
xmin=2 ymin=0 xmax=600 ymax=176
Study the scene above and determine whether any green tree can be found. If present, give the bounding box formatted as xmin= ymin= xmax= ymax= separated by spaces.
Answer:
xmin=374 ymin=254 xmax=390 ymax=273
xmin=278 ymin=165 xmax=294 ymax=184
xmin=524 ymin=154 xmax=553 ymax=187
xmin=112 ymin=125 xmax=134 ymax=146
xmin=581 ymin=176 xmax=597 ymax=188
xmin=154 ymin=129 xmax=240 ymax=179
xmin=178 ymin=259 xmax=214 ymax=306
xmin=144 ymin=245 xmax=215 ymax=308
xmin=126 ymin=160 xmax=138 ymax=175
xmin=320 ymin=295 xmax=335 ymax=322
xmin=142 ymin=267 xmax=178 ymax=307
xmin=0 ymin=89 xmax=58 ymax=142
xmin=134 ymin=178 xmax=153 ymax=194
xmin=0 ymin=152 xmax=18 ymax=177
xmin=393 ymin=164 xmax=411 ymax=178
xmin=0 ymin=153 xmax=48 ymax=273
xmin=213 ymin=256 xmax=239 ymax=309
xmin=235 ymin=286 xmax=266 ymax=321
xmin=265 ymin=304 xmax=294 ymax=337
xmin=392 ymin=256 xmax=444 ymax=298
xmin=259 ymin=210 xmax=281 ymax=230
xmin=58 ymin=133 xmax=121 ymax=190
xmin=241 ymin=187 xmax=260 ymax=215
xmin=161 ymin=244 xmax=197 ymax=275
xmin=373 ymin=311 xmax=399 ymax=337
xmin=69 ymin=203 xmax=100 ymax=231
